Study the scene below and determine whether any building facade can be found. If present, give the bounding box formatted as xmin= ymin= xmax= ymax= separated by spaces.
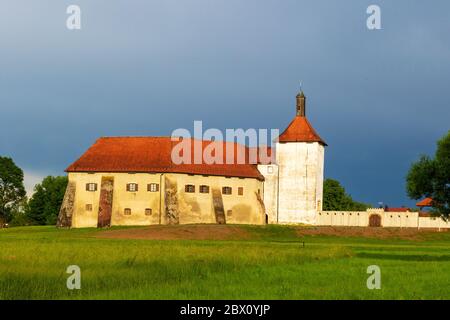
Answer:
xmin=58 ymin=137 xmax=267 ymax=228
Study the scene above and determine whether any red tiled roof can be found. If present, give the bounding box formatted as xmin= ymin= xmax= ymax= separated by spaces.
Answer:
xmin=385 ymin=208 xmax=410 ymax=212
xmin=247 ymin=146 xmax=274 ymax=165
xmin=278 ymin=116 xmax=327 ymax=145
xmin=66 ymin=137 xmax=264 ymax=180
xmin=416 ymin=197 xmax=433 ymax=207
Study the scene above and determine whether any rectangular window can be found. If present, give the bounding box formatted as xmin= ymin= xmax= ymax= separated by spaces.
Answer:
xmin=185 ymin=184 xmax=195 ymax=193
xmin=145 ymin=208 xmax=152 ymax=216
xmin=85 ymin=204 xmax=93 ymax=211
xmin=147 ymin=183 xmax=159 ymax=192
xmin=124 ymin=208 xmax=131 ymax=215
xmin=126 ymin=183 xmax=138 ymax=192
xmin=86 ymin=183 xmax=97 ymax=192
xmin=199 ymin=185 xmax=210 ymax=194
xmin=238 ymin=187 xmax=244 ymax=196
xmin=222 ymin=186 xmax=232 ymax=195
xmin=227 ymin=210 xmax=232 ymax=216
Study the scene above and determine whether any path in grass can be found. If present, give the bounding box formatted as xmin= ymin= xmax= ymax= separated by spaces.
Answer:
xmin=1 ymin=225 xmax=449 ymax=299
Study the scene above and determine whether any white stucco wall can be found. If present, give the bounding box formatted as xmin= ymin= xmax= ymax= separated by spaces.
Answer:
xmin=275 ymin=141 xmax=324 ymax=224
xmin=258 ymin=164 xmax=278 ymax=224
xmin=318 ymin=208 xmax=450 ymax=229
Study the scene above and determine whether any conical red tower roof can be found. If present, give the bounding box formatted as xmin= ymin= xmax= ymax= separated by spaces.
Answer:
xmin=278 ymin=91 xmax=327 ymax=145
xmin=278 ymin=115 xmax=326 ymax=145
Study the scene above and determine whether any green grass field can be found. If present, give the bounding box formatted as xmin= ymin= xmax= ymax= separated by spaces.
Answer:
xmin=1 ymin=225 xmax=450 ymax=299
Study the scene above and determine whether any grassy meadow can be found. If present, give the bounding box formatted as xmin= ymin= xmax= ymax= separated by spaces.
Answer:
xmin=1 ymin=225 xmax=450 ymax=299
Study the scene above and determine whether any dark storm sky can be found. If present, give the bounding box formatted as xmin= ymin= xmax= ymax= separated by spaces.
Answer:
xmin=0 ymin=0 xmax=449 ymax=206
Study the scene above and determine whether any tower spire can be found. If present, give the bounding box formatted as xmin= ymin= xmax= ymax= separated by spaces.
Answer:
xmin=296 ymin=89 xmax=306 ymax=117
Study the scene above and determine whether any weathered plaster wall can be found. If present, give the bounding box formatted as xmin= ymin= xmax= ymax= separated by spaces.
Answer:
xmin=165 ymin=173 xmax=264 ymax=225
xmin=258 ymin=164 xmax=278 ymax=224
xmin=68 ymin=172 xmax=264 ymax=228
xmin=318 ymin=208 xmax=450 ymax=229
xmin=276 ymin=142 xmax=324 ymax=224
xmin=56 ymin=181 xmax=76 ymax=227
xmin=70 ymin=173 xmax=102 ymax=228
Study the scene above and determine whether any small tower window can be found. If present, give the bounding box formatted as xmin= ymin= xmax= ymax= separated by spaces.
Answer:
xmin=185 ymin=184 xmax=195 ymax=193
xmin=145 ymin=208 xmax=152 ymax=216
xmin=124 ymin=208 xmax=131 ymax=215
xmin=85 ymin=204 xmax=93 ymax=211
xmin=238 ymin=187 xmax=244 ymax=196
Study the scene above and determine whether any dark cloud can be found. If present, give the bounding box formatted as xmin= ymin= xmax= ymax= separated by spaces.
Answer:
xmin=0 ymin=0 xmax=449 ymax=205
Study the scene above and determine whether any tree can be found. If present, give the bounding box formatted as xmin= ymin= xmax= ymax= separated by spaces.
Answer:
xmin=0 ymin=156 xmax=26 ymax=224
xmin=9 ymin=197 xmax=31 ymax=226
xmin=323 ymin=178 xmax=369 ymax=211
xmin=407 ymin=131 xmax=450 ymax=218
xmin=27 ymin=176 xmax=68 ymax=225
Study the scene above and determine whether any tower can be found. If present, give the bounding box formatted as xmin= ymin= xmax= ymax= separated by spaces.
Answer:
xmin=275 ymin=91 xmax=326 ymax=224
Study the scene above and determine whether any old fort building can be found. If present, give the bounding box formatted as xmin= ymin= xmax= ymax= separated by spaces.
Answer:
xmin=58 ymin=91 xmax=326 ymax=228
xmin=57 ymin=92 xmax=449 ymax=229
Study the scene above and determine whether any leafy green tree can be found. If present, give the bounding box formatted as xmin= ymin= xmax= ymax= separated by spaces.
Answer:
xmin=9 ymin=197 xmax=31 ymax=226
xmin=323 ymin=178 xmax=369 ymax=211
xmin=0 ymin=156 xmax=26 ymax=224
xmin=27 ymin=176 xmax=68 ymax=225
xmin=407 ymin=131 xmax=450 ymax=218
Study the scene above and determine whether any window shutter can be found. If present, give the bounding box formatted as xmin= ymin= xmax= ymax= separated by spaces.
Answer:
xmin=135 ymin=184 xmax=138 ymax=191
xmin=126 ymin=184 xmax=130 ymax=191
xmin=94 ymin=183 xmax=98 ymax=191
xmin=156 ymin=184 xmax=159 ymax=192
xmin=86 ymin=183 xmax=89 ymax=191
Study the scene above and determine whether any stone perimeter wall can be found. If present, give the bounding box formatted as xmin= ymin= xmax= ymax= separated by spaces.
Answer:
xmin=318 ymin=208 xmax=449 ymax=229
